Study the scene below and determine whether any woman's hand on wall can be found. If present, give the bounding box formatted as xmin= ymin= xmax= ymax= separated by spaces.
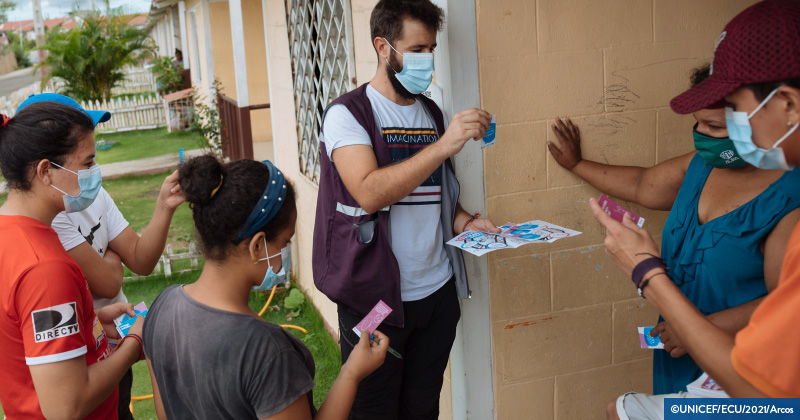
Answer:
xmin=548 ymin=117 xmax=583 ymax=171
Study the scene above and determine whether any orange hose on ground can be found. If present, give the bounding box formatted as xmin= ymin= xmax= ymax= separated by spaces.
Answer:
xmin=129 ymin=395 xmax=153 ymax=415
xmin=258 ymin=284 xmax=279 ymax=317
xmin=279 ymin=324 xmax=308 ymax=333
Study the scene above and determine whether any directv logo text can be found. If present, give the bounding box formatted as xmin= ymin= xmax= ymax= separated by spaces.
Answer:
xmin=32 ymin=302 xmax=80 ymax=343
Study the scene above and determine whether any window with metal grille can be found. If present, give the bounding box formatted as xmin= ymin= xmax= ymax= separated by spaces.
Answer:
xmin=286 ymin=0 xmax=356 ymax=184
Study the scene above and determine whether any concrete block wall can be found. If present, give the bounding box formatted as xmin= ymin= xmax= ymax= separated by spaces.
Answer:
xmin=475 ymin=1 xmax=758 ymax=419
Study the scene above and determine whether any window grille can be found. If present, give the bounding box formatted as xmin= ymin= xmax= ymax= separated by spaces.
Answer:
xmin=286 ymin=0 xmax=356 ymax=184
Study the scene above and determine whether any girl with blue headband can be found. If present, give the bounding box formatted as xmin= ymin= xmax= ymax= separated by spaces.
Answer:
xmin=143 ymin=155 xmax=388 ymax=419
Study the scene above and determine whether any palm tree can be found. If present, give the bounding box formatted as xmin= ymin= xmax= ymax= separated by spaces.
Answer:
xmin=35 ymin=11 xmax=153 ymax=102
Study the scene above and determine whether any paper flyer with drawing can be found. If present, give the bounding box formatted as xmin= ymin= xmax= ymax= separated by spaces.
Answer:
xmin=446 ymin=220 xmax=582 ymax=256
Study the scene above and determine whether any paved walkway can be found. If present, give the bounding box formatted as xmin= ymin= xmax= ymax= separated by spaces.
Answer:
xmin=0 ymin=68 xmax=40 ymax=98
xmin=100 ymin=148 xmax=206 ymax=179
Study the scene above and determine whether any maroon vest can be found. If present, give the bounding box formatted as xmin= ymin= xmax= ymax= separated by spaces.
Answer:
xmin=312 ymin=84 xmax=459 ymax=327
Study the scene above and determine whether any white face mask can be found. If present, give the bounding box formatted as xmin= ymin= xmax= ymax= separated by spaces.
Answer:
xmin=726 ymin=87 xmax=799 ymax=171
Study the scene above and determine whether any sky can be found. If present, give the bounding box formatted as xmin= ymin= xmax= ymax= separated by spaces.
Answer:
xmin=7 ymin=0 xmax=150 ymax=22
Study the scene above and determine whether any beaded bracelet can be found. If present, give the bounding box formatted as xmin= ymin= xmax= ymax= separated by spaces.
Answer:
xmin=462 ymin=213 xmax=481 ymax=232
xmin=118 ymin=333 xmax=144 ymax=361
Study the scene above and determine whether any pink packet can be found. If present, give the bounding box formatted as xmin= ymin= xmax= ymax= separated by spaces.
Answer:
xmin=598 ymin=194 xmax=645 ymax=227
xmin=353 ymin=300 xmax=392 ymax=337
xmin=701 ymin=376 xmax=724 ymax=391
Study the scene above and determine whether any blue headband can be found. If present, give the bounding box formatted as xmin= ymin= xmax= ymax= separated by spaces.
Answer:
xmin=237 ymin=160 xmax=288 ymax=239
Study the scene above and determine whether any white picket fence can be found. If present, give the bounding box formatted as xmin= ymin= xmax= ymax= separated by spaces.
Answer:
xmin=0 ymin=65 xmax=167 ymax=132
xmin=83 ymin=96 xmax=166 ymax=133
xmin=110 ymin=65 xmax=158 ymax=96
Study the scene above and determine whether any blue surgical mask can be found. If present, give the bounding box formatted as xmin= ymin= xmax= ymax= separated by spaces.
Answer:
xmin=253 ymin=239 xmax=291 ymax=291
xmin=384 ymin=38 xmax=434 ymax=95
xmin=726 ymin=87 xmax=799 ymax=171
xmin=50 ymin=163 xmax=102 ymax=213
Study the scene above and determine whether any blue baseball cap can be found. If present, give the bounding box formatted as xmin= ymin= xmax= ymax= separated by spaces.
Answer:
xmin=16 ymin=93 xmax=111 ymax=127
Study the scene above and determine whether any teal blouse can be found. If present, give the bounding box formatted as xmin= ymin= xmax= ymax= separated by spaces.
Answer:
xmin=654 ymin=154 xmax=800 ymax=394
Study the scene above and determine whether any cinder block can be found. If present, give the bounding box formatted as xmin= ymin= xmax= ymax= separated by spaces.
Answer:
xmin=550 ymin=245 xmax=636 ymax=311
xmin=485 ymin=186 xmax=606 ymax=257
xmin=546 ymin=111 xmax=658 ymax=189
xmin=491 ymin=253 xmax=551 ymax=322
xmin=654 ymin=0 xmax=761 ymax=43
xmin=554 ymin=358 xmax=652 ymax=420
xmin=496 ymin=378 xmax=555 ymax=420
xmin=613 ymin=299 xmax=660 ymax=364
xmin=480 ymin=51 xmax=604 ymax=124
xmin=484 ymin=122 xmax=548 ymax=197
xmin=537 ymin=0 xmax=652 ymax=52
xmin=493 ymin=305 xmax=612 ymax=382
xmin=603 ymin=42 xmax=713 ymax=113
xmin=657 ymin=108 xmax=697 ymax=164
xmin=476 ymin=0 xmax=537 ymax=58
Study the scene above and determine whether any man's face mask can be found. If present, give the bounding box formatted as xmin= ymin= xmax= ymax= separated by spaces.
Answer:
xmin=383 ymin=38 xmax=434 ymax=95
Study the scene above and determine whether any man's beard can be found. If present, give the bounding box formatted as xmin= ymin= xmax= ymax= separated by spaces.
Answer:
xmin=386 ymin=51 xmax=417 ymax=100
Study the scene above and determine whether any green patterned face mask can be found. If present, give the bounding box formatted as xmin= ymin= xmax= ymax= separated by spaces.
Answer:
xmin=693 ymin=124 xmax=747 ymax=169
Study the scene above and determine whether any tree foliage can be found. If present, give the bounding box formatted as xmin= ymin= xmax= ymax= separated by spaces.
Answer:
xmin=35 ymin=11 xmax=153 ymax=102
xmin=5 ymin=29 xmax=33 ymax=68
xmin=151 ymin=56 xmax=185 ymax=95
xmin=0 ymin=0 xmax=15 ymax=24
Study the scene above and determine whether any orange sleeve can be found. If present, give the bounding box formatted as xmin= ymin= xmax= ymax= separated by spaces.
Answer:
xmin=731 ymin=222 xmax=800 ymax=398
xmin=15 ymin=260 xmax=89 ymax=366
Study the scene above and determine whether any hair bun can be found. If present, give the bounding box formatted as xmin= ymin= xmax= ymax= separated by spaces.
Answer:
xmin=178 ymin=155 xmax=224 ymax=206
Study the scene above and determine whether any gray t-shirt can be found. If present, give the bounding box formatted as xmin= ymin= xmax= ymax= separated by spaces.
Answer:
xmin=143 ymin=285 xmax=316 ymax=419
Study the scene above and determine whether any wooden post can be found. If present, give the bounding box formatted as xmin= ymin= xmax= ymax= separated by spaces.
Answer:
xmin=239 ymin=106 xmax=254 ymax=160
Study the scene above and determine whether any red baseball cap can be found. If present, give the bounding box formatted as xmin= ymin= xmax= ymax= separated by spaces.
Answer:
xmin=670 ymin=0 xmax=800 ymax=114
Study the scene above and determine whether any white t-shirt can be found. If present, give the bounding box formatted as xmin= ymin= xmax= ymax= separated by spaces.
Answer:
xmin=323 ymin=85 xmax=452 ymax=301
xmin=51 ymin=187 xmax=130 ymax=308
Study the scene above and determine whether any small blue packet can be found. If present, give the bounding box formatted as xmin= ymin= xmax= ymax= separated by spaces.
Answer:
xmin=638 ymin=326 xmax=665 ymax=349
xmin=481 ymin=115 xmax=497 ymax=149
xmin=114 ymin=302 xmax=148 ymax=337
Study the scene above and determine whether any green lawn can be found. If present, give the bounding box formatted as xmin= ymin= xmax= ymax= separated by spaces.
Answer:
xmin=104 ymin=170 xmax=195 ymax=252
xmin=96 ymin=127 xmax=201 ymax=165
xmin=124 ymin=272 xmax=341 ymax=419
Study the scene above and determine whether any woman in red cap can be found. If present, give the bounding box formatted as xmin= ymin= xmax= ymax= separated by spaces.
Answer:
xmin=598 ymin=0 xmax=800 ymax=418
xmin=549 ymin=63 xmax=800 ymax=397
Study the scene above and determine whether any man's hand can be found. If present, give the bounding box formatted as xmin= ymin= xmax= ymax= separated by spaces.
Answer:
xmin=157 ymin=170 xmax=185 ymax=211
xmin=437 ymin=108 xmax=492 ymax=157
xmin=651 ymin=321 xmax=688 ymax=358
xmin=548 ymin=117 xmax=583 ymax=170
xmin=466 ymin=218 xmax=502 ymax=234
